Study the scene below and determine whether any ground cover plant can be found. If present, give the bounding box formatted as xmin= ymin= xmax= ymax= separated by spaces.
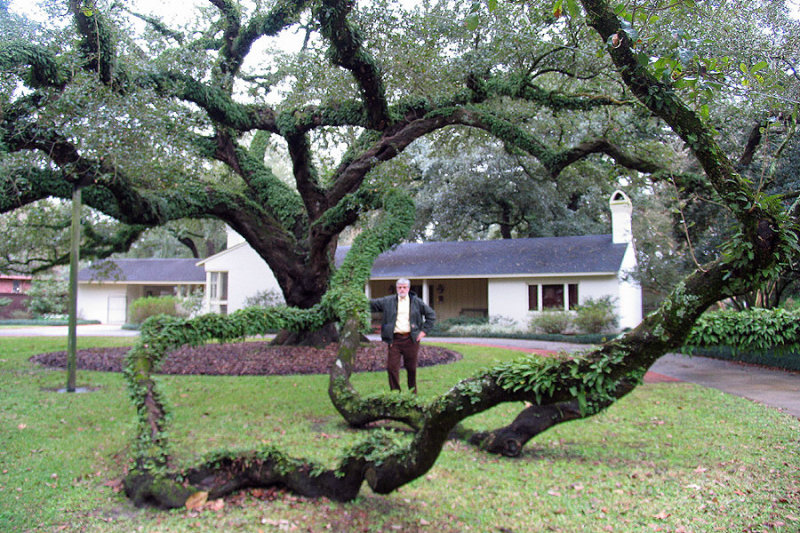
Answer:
xmin=2 ymin=335 xmax=799 ymax=532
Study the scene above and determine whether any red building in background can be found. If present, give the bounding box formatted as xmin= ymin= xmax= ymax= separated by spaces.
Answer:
xmin=0 ymin=275 xmax=32 ymax=319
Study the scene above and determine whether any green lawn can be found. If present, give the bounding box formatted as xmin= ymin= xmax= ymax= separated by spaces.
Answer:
xmin=1 ymin=336 xmax=798 ymax=532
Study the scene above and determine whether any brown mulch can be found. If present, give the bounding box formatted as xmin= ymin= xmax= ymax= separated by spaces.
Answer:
xmin=30 ymin=341 xmax=462 ymax=376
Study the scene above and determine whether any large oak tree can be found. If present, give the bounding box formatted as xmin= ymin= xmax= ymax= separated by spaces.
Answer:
xmin=112 ymin=0 xmax=800 ymax=507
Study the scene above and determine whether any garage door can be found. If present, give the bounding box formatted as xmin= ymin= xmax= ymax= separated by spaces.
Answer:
xmin=107 ymin=295 xmax=127 ymax=324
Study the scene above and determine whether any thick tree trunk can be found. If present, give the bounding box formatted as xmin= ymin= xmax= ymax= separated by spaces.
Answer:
xmin=271 ymin=265 xmax=340 ymax=346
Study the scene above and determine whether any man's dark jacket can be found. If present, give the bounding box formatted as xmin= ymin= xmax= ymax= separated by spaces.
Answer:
xmin=370 ymin=292 xmax=436 ymax=344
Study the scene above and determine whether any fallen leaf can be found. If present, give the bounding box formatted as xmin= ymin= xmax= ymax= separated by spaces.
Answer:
xmin=653 ymin=511 xmax=670 ymax=520
xmin=185 ymin=491 xmax=208 ymax=510
xmin=206 ymin=498 xmax=225 ymax=512
xmin=102 ymin=479 xmax=124 ymax=493
xmin=17 ymin=424 xmax=27 ymax=430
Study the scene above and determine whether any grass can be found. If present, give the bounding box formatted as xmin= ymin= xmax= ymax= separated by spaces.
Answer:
xmin=0 ymin=337 xmax=798 ymax=532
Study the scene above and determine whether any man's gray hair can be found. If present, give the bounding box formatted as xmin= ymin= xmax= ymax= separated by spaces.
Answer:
xmin=396 ymin=278 xmax=411 ymax=286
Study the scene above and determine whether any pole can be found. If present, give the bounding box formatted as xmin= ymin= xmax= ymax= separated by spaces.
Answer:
xmin=66 ymin=185 xmax=81 ymax=392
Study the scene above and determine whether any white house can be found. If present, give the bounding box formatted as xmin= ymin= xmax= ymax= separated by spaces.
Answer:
xmin=76 ymin=192 xmax=641 ymax=329
xmin=199 ymin=190 xmax=643 ymax=331
xmin=77 ymin=258 xmax=205 ymax=324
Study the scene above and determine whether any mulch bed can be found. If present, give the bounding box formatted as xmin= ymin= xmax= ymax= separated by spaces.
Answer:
xmin=30 ymin=341 xmax=462 ymax=376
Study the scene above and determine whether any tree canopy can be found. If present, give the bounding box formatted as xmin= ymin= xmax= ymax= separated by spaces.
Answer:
xmin=0 ymin=0 xmax=730 ymax=343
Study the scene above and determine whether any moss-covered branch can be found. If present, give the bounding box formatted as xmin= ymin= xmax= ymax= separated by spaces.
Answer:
xmin=0 ymin=41 xmax=70 ymax=89
xmin=317 ymin=0 xmax=391 ymax=129
xmin=122 ymin=189 xmax=416 ymax=506
xmin=69 ymin=0 xmax=123 ymax=87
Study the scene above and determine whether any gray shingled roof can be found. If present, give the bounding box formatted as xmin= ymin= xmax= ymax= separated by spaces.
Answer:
xmin=337 ymin=235 xmax=627 ymax=278
xmin=78 ymin=258 xmax=205 ymax=283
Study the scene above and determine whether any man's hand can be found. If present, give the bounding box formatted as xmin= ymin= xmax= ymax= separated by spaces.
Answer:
xmin=416 ymin=331 xmax=426 ymax=342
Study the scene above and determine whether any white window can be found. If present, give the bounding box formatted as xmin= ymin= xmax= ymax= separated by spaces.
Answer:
xmin=528 ymin=283 xmax=578 ymax=311
xmin=209 ymin=271 xmax=229 ymax=315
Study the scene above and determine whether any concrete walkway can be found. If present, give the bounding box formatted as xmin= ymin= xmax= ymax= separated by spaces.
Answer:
xmin=2 ymin=326 xmax=798 ymax=418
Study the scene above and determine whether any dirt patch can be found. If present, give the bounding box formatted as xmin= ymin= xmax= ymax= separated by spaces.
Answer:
xmin=30 ymin=341 xmax=462 ymax=376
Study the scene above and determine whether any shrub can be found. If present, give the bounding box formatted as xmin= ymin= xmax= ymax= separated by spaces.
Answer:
xmin=428 ymin=315 xmax=485 ymax=335
xmin=177 ymin=289 xmax=204 ymax=317
xmin=129 ymin=295 xmax=184 ymax=325
xmin=686 ymin=307 xmax=800 ymax=355
xmin=781 ymin=298 xmax=800 ymax=312
xmin=0 ymin=296 xmax=11 ymax=308
xmin=243 ymin=288 xmax=285 ymax=308
xmin=447 ymin=315 xmax=522 ymax=336
xmin=529 ymin=310 xmax=572 ymax=334
xmin=573 ymin=297 xmax=619 ymax=334
xmin=26 ymin=278 xmax=68 ymax=317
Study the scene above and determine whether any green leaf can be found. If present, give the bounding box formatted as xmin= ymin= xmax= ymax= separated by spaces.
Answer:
xmin=750 ymin=60 xmax=768 ymax=73
xmin=464 ymin=13 xmax=480 ymax=31
xmin=566 ymin=0 xmax=581 ymax=17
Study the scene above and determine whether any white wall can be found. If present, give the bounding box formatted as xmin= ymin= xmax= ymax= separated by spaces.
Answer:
xmin=487 ymin=275 xmax=622 ymax=329
xmin=202 ymin=243 xmax=280 ymax=313
xmin=77 ymin=283 xmax=127 ymax=324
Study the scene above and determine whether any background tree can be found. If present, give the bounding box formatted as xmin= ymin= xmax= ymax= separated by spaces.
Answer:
xmin=123 ymin=219 xmax=227 ymax=259
xmin=409 ymin=133 xmax=624 ymax=241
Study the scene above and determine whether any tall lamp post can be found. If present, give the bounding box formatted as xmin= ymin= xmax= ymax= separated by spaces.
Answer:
xmin=66 ymin=184 xmax=81 ymax=392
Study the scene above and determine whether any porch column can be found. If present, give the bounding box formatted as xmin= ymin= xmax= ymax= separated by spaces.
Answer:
xmin=364 ymin=282 xmax=371 ymax=298
xmin=422 ymin=279 xmax=430 ymax=305
xmin=538 ymin=284 xmax=543 ymax=312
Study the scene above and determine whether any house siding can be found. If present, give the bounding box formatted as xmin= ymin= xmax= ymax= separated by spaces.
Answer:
xmin=428 ymin=278 xmax=487 ymax=319
xmin=201 ymin=244 xmax=281 ymax=314
xmin=488 ymin=275 xmax=620 ymax=327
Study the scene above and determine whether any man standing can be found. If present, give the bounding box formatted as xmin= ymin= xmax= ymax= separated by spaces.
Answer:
xmin=370 ymin=278 xmax=436 ymax=393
